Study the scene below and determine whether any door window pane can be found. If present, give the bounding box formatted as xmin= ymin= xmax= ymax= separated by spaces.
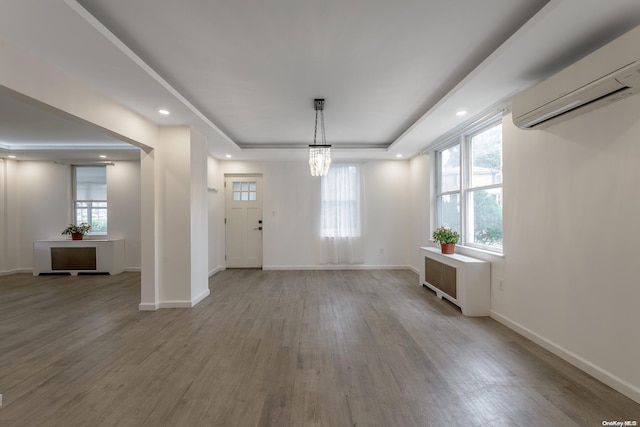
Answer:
xmin=232 ymin=181 xmax=257 ymax=202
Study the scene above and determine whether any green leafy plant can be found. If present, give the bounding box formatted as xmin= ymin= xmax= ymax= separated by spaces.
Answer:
xmin=432 ymin=227 xmax=460 ymax=244
xmin=61 ymin=223 xmax=91 ymax=236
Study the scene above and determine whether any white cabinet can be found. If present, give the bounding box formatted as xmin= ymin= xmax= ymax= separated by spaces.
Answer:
xmin=419 ymin=246 xmax=490 ymax=316
xmin=33 ymin=239 xmax=125 ymax=276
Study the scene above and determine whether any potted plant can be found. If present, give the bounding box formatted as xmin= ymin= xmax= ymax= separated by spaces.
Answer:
xmin=432 ymin=226 xmax=459 ymax=254
xmin=61 ymin=223 xmax=91 ymax=240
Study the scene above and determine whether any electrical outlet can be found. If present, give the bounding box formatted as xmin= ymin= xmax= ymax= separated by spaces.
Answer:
xmin=499 ymin=278 xmax=505 ymax=291
xmin=379 ymin=248 xmax=384 ymax=254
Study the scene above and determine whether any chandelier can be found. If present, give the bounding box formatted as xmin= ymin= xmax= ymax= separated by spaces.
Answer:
xmin=309 ymin=98 xmax=331 ymax=176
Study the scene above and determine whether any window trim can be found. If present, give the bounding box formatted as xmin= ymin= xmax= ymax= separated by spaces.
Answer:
xmin=433 ymin=114 xmax=503 ymax=254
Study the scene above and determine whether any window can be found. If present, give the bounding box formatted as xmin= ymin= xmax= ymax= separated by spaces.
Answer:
xmin=232 ymin=181 xmax=257 ymax=201
xmin=435 ymin=116 xmax=503 ymax=252
xmin=73 ymin=166 xmax=107 ymax=234
xmin=321 ymin=164 xmax=361 ymax=238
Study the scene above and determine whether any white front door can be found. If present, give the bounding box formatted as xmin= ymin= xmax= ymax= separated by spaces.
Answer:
xmin=225 ymin=175 xmax=263 ymax=268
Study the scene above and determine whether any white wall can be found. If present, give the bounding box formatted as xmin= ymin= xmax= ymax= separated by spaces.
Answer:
xmin=498 ymin=95 xmax=640 ymax=402
xmin=107 ymin=160 xmax=141 ymax=270
xmin=2 ymin=38 xmax=212 ymax=309
xmin=409 ymin=95 xmax=640 ymax=403
xmin=144 ymin=126 xmax=209 ymax=307
xmin=0 ymin=160 xmax=143 ymax=273
xmin=0 ymin=38 xmax=158 ymax=149
xmin=0 ymin=160 xmax=5 ymax=272
xmin=0 ymin=159 xmax=21 ymax=273
xmin=207 ymin=156 xmax=224 ymax=275
xmin=362 ymin=161 xmax=411 ymax=266
xmin=189 ymin=129 xmax=209 ymax=301
xmin=156 ymin=127 xmax=192 ymax=303
xmin=409 ymin=154 xmax=431 ymax=272
xmin=17 ymin=162 xmax=70 ymax=268
xmin=216 ymin=160 xmax=411 ymax=269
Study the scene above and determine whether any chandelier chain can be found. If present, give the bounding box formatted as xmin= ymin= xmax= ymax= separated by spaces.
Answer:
xmin=314 ymin=109 xmax=319 ymax=145
xmin=320 ymin=110 xmax=326 ymax=145
xmin=309 ymin=98 xmax=331 ymax=176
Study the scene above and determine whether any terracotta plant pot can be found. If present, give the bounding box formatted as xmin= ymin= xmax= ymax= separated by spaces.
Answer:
xmin=440 ymin=243 xmax=455 ymax=254
xmin=71 ymin=233 xmax=83 ymax=240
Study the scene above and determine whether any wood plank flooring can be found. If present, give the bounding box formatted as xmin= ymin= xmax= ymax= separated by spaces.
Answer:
xmin=0 ymin=269 xmax=638 ymax=426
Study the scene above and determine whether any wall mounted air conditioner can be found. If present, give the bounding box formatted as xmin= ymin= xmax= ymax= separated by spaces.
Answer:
xmin=512 ymin=25 xmax=640 ymax=130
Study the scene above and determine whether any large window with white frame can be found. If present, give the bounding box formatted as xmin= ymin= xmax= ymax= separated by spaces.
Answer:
xmin=73 ymin=165 xmax=108 ymax=234
xmin=434 ymin=116 xmax=503 ymax=252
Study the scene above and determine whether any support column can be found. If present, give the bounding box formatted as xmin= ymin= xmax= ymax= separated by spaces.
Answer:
xmin=189 ymin=129 xmax=210 ymax=304
xmin=139 ymin=126 xmax=209 ymax=310
xmin=139 ymin=148 xmax=160 ymax=310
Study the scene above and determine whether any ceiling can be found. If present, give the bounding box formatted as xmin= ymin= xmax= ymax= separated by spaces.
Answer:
xmin=0 ymin=89 xmax=139 ymax=161
xmin=1 ymin=0 xmax=640 ymax=162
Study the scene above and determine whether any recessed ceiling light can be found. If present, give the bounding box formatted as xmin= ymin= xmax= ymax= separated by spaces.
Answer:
xmin=456 ymin=110 xmax=468 ymax=116
xmin=225 ymin=154 xmax=232 ymax=158
xmin=8 ymin=155 xmax=16 ymax=159
xmin=158 ymin=109 xmax=170 ymax=115
xmin=396 ymin=154 xmax=403 ymax=158
xmin=99 ymin=155 xmax=107 ymax=159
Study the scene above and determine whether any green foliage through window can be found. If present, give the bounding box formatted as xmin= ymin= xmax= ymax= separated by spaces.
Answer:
xmin=434 ymin=116 xmax=503 ymax=253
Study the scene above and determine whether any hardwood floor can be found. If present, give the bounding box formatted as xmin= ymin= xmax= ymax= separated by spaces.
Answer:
xmin=0 ymin=270 xmax=638 ymax=426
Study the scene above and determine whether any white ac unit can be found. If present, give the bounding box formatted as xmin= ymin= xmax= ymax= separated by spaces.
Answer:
xmin=512 ymin=25 xmax=640 ymax=130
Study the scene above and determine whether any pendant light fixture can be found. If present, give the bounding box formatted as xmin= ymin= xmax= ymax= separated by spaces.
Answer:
xmin=309 ymin=98 xmax=331 ymax=176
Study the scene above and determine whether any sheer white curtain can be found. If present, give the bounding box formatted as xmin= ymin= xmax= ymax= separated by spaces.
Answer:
xmin=320 ymin=163 xmax=364 ymax=264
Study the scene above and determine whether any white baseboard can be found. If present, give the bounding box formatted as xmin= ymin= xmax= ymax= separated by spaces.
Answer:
xmin=190 ymin=289 xmax=210 ymax=306
xmin=0 ymin=268 xmax=32 ymax=276
xmin=490 ymin=310 xmax=640 ymax=404
xmin=138 ymin=302 xmax=159 ymax=311
xmin=125 ymin=267 xmax=141 ymax=272
xmin=158 ymin=301 xmax=192 ymax=308
xmin=155 ymin=289 xmax=211 ymax=309
xmin=263 ymin=264 xmax=411 ymax=271
xmin=208 ymin=266 xmax=225 ymax=277
xmin=408 ymin=265 xmax=419 ymax=275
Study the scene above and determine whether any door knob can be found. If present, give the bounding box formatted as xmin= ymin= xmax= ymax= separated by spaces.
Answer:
xmin=254 ymin=227 xmax=263 ymax=231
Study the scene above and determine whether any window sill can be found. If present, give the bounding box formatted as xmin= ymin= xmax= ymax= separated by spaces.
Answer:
xmin=429 ymin=240 xmax=504 ymax=259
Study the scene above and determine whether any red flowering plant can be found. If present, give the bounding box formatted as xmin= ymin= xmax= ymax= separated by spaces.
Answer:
xmin=61 ymin=223 xmax=91 ymax=236
xmin=432 ymin=227 xmax=459 ymax=245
